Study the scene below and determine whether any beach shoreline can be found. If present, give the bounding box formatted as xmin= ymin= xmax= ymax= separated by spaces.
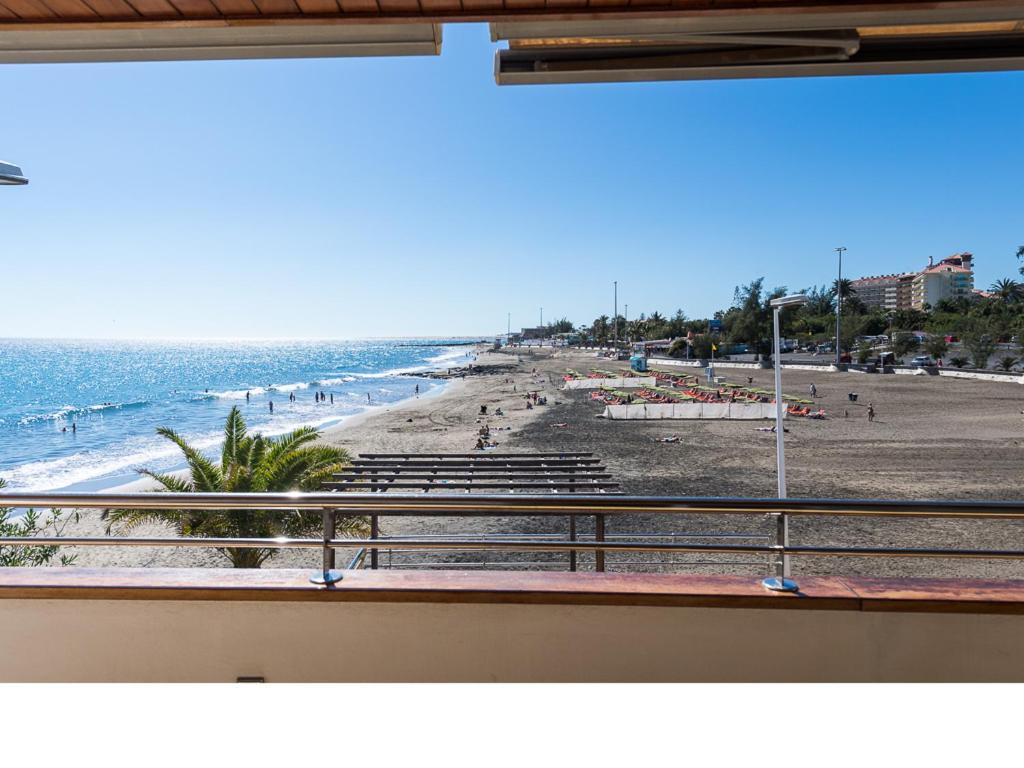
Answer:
xmin=35 ymin=344 xmax=1024 ymax=581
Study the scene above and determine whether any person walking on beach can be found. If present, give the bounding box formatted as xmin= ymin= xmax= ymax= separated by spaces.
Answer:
xmin=367 ymin=393 xmax=371 ymax=403
xmin=245 ymin=391 xmax=250 ymax=403
xmin=867 ymin=403 xmax=875 ymax=422
xmin=415 ymin=384 xmax=419 ymax=396
xmin=269 ymin=400 xmax=274 ymax=413
xmin=809 ymin=383 xmax=817 ymax=398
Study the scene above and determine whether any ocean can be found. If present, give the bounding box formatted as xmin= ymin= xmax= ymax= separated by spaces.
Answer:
xmin=0 ymin=338 xmax=476 ymax=492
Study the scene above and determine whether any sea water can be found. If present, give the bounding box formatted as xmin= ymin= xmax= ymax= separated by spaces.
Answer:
xmin=0 ymin=338 xmax=475 ymax=492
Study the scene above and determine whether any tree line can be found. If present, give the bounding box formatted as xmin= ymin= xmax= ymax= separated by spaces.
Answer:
xmin=557 ymin=246 xmax=1024 ymax=370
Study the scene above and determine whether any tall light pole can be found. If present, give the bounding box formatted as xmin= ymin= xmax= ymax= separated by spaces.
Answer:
xmin=613 ymin=281 xmax=618 ymax=349
xmin=834 ymin=247 xmax=847 ymax=365
xmin=0 ymin=160 xmax=28 ymax=185
xmin=625 ymin=303 xmax=629 ymax=346
xmin=765 ymin=293 xmax=809 ymax=593
xmin=507 ymin=312 xmax=511 ymax=343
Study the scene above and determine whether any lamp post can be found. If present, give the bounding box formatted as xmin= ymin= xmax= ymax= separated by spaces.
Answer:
xmin=0 ymin=160 xmax=28 ymax=185
xmin=764 ymin=293 xmax=808 ymax=593
xmin=613 ymin=281 xmax=618 ymax=350
xmin=834 ymin=247 xmax=847 ymax=365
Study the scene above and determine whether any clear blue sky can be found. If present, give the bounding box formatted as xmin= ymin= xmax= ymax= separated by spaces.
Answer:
xmin=2 ymin=23 xmax=1022 ymax=339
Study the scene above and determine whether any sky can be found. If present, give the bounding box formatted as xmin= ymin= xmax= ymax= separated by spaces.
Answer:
xmin=1 ymin=23 xmax=1022 ymax=339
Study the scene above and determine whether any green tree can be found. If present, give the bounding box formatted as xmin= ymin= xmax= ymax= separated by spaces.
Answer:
xmin=949 ymin=356 xmax=968 ymax=368
xmin=855 ymin=340 xmax=872 ymax=364
xmin=923 ymin=335 xmax=949 ymax=361
xmin=728 ymin=278 xmax=785 ymax=360
xmin=963 ymin=331 xmax=996 ymax=369
xmin=0 ymin=478 xmax=79 ymax=567
xmin=1017 ymin=245 xmax=1024 ymax=277
xmin=990 ymin=278 xmax=1023 ymax=303
xmin=666 ymin=309 xmax=688 ymax=338
xmin=832 ymin=278 xmax=856 ymax=300
xmin=891 ymin=333 xmax=920 ymax=360
xmin=545 ymin=317 xmax=575 ymax=335
xmin=102 ymin=407 xmax=366 ymax=568
xmin=998 ymin=356 xmax=1018 ymax=372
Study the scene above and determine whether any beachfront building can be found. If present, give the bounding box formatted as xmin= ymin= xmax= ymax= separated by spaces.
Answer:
xmin=910 ymin=254 xmax=975 ymax=309
xmin=851 ymin=253 xmax=974 ymax=311
xmin=849 ymin=272 xmax=916 ymax=311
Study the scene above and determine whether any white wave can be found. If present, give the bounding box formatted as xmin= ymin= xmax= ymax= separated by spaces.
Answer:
xmin=315 ymin=376 xmax=356 ymax=386
xmin=0 ymin=432 xmax=223 ymax=492
xmin=426 ymin=347 xmax=473 ymax=365
xmin=206 ymin=386 xmax=265 ymax=399
xmin=268 ymin=381 xmax=310 ymax=393
xmin=17 ymin=400 xmax=149 ymax=425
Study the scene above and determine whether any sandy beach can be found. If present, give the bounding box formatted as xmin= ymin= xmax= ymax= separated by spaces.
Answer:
xmin=55 ymin=345 xmax=1024 ymax=579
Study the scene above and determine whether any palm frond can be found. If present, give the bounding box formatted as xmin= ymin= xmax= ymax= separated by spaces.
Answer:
xmin=221 ymin=406 xmax=248 ymax=471
xmin=156 ymin=426 xmax=224 ymax=491
xmin=138 ymin=468 xmax=194 ymax=493
xmin=254 ymin=445 xmax=349 ymax=491
xmin=262 ymin=426 xmax=320 ymax=464
xmin=100 ymin=508 xmax=188 ymax=536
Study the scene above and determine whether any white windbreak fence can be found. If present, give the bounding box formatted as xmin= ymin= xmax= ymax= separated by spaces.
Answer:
xmin=602 ymin=403 xmax=779 ymax=420
xmin=563 ymin=377 xmax=657 ymax=390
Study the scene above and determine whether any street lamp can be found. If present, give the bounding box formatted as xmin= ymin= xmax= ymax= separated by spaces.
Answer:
xmin=0 ymin=160 xmax=28 ymax=185
xmin=764 ymin=293 xmax=808 ymax=593
xmin=613 ymin=280 xmax=618 ymax=350
xmin=834 ymin=247 xmax=847 ymax=365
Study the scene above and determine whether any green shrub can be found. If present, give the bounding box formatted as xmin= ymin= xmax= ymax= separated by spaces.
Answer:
xmin=0 ymin=479 xmax=79 ymax=568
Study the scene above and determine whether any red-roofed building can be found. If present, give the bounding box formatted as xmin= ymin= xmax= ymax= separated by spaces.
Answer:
xmin=911 ymin=254 xmax=974 ymax=309
xmin=850 ymin=253 xmax=974 ymax=311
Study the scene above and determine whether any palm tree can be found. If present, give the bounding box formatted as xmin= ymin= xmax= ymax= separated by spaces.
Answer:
xmin=102 ymin=407 xmax=366 ymax=568
xmin=832 ymin=278 xmax=856 ymax=300
xmin=990 ymin=278 xmax=1023 ymax=303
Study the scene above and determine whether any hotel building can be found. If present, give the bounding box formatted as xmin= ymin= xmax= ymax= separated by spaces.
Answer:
xmin=851 ymin=253 xmax=974 ymax=311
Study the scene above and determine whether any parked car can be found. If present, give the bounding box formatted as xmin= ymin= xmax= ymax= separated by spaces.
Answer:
xmin=910 ymin=355 xmax=933 ymax=368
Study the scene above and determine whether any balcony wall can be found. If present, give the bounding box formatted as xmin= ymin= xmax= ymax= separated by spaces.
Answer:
xmin=1 ymin=569 xmax=1022 ymax=682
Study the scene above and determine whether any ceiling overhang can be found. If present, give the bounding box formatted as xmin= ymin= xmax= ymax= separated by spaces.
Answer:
xmin=0 ymin=0 xmax=1020 ymax=80
xmin=0 ymin=22 xmax=441 ymax=62
xmin=492 ymin=6 xmax=1024 ymax=84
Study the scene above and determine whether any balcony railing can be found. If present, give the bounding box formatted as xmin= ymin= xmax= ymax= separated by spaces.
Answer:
xmin=2 ymin=492 xmax=1023 ymax=591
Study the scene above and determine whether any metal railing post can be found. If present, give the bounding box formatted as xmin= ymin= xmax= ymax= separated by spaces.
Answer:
xmin=568 ymin=515 xmax=577 ymax=572
xmin=762 ymin=510 xmax=798 ymax=593
xmin=595 ymin=514 xmax=605 ymax=572
xmin=370 ymin=514 xmax=379 ymax=569
xmin=310 ymin=508 xmax=344 ymax=586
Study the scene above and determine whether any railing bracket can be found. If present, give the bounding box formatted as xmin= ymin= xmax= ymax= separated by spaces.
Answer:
xmin=310 ymin=570 xmax=345 ymax=587
xmin=762 ymin=576 xmax=799 ymax=593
